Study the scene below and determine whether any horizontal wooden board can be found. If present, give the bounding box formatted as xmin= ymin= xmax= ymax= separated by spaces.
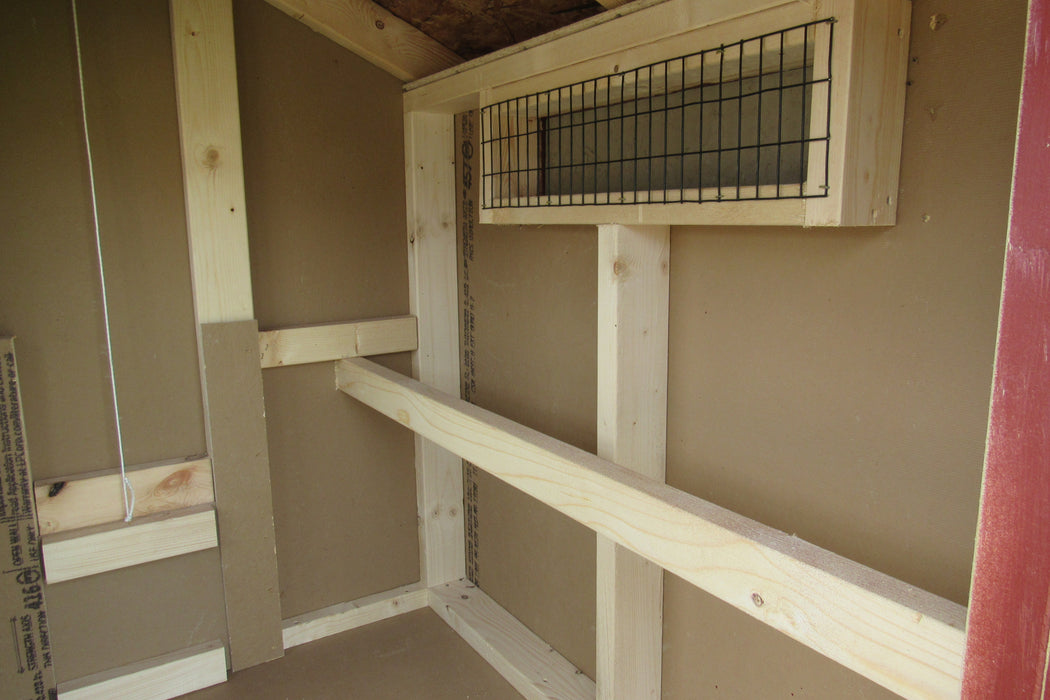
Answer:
xmin=43 ymin=506 xmax=219 ymax=584
xmin=429 ymin=580 xmax=595 ymax=700
xmin=480 ymin=199 xmax=807 ymax=227
xmin=258 ymin=316 xmax=417 ymax=368
xmin=58 ymin=639 xmax=226 ymax=700
xmin=35 ymin=457 xmax=213 ymax=535
xmin=263 ymin=0 xmax=461 ymax=81
xmin=338 ymin=357 xmax=967 ymax=699
xmin=282 ymin=583 xmax=428 ymax=649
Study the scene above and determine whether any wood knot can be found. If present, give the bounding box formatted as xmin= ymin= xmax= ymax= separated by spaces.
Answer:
xmin=612 ymin=259 xmax=627 ymax=276
xmin=157 ymin=468 xmax=195 ymax=493
xmin=202 ymin=147 xmax=220 ymax=171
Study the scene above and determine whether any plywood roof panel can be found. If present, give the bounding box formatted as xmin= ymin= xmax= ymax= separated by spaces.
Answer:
xmin=374 ymin=0 xmax=605 ymax=59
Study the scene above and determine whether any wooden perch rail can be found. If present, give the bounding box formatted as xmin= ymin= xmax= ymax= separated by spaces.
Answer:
xmin=337 ymin=357 xmax=967 ymax=699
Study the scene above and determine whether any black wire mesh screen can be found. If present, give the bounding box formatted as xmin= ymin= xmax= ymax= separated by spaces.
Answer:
xmin=480 ymin=19 xmax=835 ymax=208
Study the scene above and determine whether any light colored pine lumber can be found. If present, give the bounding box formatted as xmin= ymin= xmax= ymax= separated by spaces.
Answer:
xmin=42 ymin=506 xmax=218 ymax=584
xmin=429 ymin=580 xmax=595 ymax=700
xmin=404 ymin=111 xmax=465 ymax=587
xmin=262 ymin=0 xmax=461 ymax=81
xmin=34 ymin=457 xmax=213 ymax=535
xmin=480 ymin=199 xmax=807 ymax=227
xmin=595 ymin=225 xmax=669 ymax=700
xmin=403 ymin=0 xmax=802 ymax=113
xmin=171 ymin=0 xmax=282 ymax=671
xmin=58 ymin=640 xmax=226 ymax=700
xmin=258 ymin=316 xmax=417 ymax=368
xmin=171 ymin=0 xmax=254 ymax=324
xmin=802 ymin=0 xmax=911 ymax=227
xmin=338 ymin=357 xmax=967 ymax=700
xmin=282 ymin=583 xmax=428 ymax=649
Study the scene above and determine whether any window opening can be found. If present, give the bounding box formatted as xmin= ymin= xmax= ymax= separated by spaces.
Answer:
xmin=480 ymin=19 xmax=834 ymax=208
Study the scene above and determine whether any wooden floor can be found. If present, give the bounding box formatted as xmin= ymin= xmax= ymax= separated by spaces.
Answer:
xmin=182 ymin=608 xmax=522 ymax=699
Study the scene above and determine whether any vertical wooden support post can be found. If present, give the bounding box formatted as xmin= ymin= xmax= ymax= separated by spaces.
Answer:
xmin=962 ymin=0 xmax=1050 ymax=695
xmin=405 ymin=111 xmax=466 ymax=586
xmin=595 ymin=224 xmax=670 ymax=700
xmin=171 ymin=0 xmax=283 ymax=671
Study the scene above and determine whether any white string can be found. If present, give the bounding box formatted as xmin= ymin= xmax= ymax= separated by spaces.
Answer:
xmin=72 ymin=0 xmax=135 ymax=523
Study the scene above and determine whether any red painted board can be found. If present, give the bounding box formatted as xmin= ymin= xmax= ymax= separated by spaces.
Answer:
xmin=962 ymin=1 xmax=1050 ymax=697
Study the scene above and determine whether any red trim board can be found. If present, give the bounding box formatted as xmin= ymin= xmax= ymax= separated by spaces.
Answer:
xmin=963 ymin=1 xmax=1050 ymax=696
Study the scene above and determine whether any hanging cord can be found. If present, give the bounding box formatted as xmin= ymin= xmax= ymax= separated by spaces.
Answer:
xmin=72 ymin=0 xmax=135 ymax=523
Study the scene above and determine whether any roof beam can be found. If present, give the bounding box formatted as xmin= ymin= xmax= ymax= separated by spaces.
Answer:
xmin=263 ymin=0 xmax=461 ymax=81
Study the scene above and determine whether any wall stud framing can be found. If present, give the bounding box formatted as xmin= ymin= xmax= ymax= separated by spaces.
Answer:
xmin=171 ymin=0 xmax=283 ymax=671
xmin=596 ymin=225 xmax=669 ymax=700
xmin=393 ymin=2 xmax=954 ymax=697
xmin=404 ymin=111 xmax=466 ymax=587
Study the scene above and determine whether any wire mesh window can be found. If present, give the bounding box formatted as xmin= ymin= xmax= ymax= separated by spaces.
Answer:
xmin=480 ymin=19 xmax=835 ymax=208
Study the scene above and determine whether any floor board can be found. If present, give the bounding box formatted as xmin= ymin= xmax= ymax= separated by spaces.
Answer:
xmin=181 ymin=608 xmax=522 ymax=699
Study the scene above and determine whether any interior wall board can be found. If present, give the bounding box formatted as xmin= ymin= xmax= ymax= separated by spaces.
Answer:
xmin=200 ymin=321 xmax=283 ymax=669
xmin=458 ymin=109 xmax=599 ymax=679
xmin=459 ymin=0 xmax=1025 ymax=695
xmin=46 ymin=550 xmax=228 ymax=684
xmin=76 ymin=0 xmax=206 ymax=467
xmin=660 ymin=0 xmax=1026 ymax=695
xmin=233 ymin=0 xmax=419 ymax=618
xmin=661 ymin=574 xmax=897 ymax=699
xmin=1 ymin=0 xmax=228 ymax=684
xmin=0 ymin=0 xmax=118 ymax=479
xmin=261 ymin=361 xmax=419 ymax=618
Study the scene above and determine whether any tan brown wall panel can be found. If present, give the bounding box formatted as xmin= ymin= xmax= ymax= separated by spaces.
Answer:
xmin=0 ymin=0 xmax=119 ymax=479
xmin=46 ymin=551 xmax=228 ymax=684
xmin=76 ymin=0 xmax=207 ymax=466
xmin=232 ymin=0 xmax=419 ymax=617
xmin=1 ymin=0 xmax=224 ymax=682
xmin=262 ymin=360 xmax=419 ymax=618
xmin=465 ymin=222 xmax=600 ymax=679
xmin=462 ymin=0 xmax=1026 ymax=693
xmin=662 ymin=574 xmax=896 ymax=698
xmin=661 ymin=0 xmax=1026 ymax=695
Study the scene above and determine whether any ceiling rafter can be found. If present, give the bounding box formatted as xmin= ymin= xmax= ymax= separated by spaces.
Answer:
xmin=263 ymin=0 xmax=462 ymax=81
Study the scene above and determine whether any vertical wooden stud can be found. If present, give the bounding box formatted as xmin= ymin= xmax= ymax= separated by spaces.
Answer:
xmin=171 ymin=0 xmax=283 ymax=670
xmin=405 ymin=110 xmax=466 ymax=586
xmin=170 ymin=0 xmax=253 ymax=325
xmin=595 ymin=224 xmax=670 ymax=700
